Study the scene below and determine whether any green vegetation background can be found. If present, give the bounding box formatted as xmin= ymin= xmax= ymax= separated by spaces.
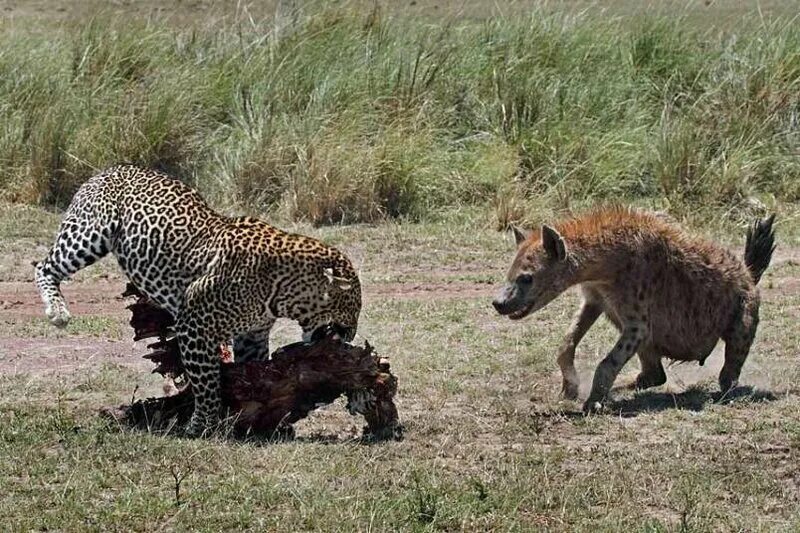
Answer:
xmin=0 ymin=1 xmax=798 ymax=227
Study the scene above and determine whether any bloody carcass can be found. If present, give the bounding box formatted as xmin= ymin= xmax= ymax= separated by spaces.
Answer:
xmin=111 ymin=284 xmax=401 ymax=440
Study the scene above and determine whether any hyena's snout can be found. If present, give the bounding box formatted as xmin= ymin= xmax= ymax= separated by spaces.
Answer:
xmin=493 ymin=282 xmax=538 ymax=321
xmin=492 ymin=285 xmax=518 ymax=315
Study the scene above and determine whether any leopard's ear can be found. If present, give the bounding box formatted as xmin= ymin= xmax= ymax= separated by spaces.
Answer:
xmin=323 ymin=267 xmax=354 ymax=291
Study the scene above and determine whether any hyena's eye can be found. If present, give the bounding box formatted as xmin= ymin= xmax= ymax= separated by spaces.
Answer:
xmin=517 ymin=273 xmax=533 ymax=285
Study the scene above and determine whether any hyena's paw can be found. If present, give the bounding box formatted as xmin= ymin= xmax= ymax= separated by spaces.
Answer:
xmin=45 ymin=304 xmax=71 ymax=328
xmin=582 ymin=399 xmax=605 ymax=415
xmin=561 ymin=379 xmax=580 ymax=401
xmin=718 ymin=373 xmax=739 ymax=395
xmin=632 ymin=371 xmax=667 ymax=391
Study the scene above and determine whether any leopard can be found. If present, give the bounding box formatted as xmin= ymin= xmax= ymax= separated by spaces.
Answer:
xmin=34 ymin=164 xmax=362 ymax=435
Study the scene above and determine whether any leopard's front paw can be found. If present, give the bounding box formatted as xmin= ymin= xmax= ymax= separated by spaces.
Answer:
xmin=185 ymin=410 xmax=217 ymax=438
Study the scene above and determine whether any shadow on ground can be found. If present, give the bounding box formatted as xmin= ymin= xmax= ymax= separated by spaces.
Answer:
xmin=606 ymin=385 xmax=783 ymax=417
xmin=531 ymin=385 xmax=789 ymax=423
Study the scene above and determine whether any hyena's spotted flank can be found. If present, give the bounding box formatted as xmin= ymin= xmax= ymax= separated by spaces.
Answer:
xmin=492 ymin=207 xmax=776 ymax=413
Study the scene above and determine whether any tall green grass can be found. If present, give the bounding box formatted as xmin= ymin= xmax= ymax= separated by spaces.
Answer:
xmin=0 ymin=5 xmax=798 ymax=225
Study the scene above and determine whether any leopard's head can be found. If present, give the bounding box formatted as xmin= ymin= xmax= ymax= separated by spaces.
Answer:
xmin=288 ymin=251 xmax=361 ymax=343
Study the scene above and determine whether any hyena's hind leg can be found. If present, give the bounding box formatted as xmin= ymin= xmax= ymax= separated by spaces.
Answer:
xmin=632 ymin=346 xmax=667 ymax=390
xmin=34 ymin=192 xmax=116 ymax=327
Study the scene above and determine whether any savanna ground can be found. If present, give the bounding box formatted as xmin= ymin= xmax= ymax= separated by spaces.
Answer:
xmin=3 ymin=205 xmax=800 ymax=531
xmin=2 ymin=0 xmax=800 ymax=531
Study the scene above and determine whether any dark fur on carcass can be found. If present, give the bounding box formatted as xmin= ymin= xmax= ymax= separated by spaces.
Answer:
xmin=111 ymin=284 xmax=401 ymax=440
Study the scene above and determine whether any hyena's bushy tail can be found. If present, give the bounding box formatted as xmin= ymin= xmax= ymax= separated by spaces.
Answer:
xmin=744 ymin=214 xmax=777 ymax=285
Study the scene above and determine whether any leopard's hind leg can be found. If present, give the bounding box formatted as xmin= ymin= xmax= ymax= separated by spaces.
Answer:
xmin=35 ymin=182 xmax=116 ymax=327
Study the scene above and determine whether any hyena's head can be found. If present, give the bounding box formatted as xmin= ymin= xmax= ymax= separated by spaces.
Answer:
xmin=492 ymin=224 xmax=572 ymax=320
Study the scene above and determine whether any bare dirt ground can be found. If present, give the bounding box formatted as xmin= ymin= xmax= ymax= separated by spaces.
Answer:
xmin=0 ymin=337 xmax=143 ymax=376
xmin=1 ymin=245 xmax=797 ymax=379
xmin=0 ymin=277 xmax=498 ymax=376
xmin=2 ymin=205 xmax=799 ymax=530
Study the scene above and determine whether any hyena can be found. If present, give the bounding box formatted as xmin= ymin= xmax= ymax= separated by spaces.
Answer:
xmin=492 ymin=207 xmax=776 ymax=413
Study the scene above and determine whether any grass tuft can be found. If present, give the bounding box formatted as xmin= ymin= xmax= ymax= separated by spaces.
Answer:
xmin=0 ymin=5 xmax=798 ymax=225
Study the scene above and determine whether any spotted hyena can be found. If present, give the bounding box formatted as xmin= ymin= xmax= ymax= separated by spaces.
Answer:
xmin=492 ymin=207 xmax=776 ymax=413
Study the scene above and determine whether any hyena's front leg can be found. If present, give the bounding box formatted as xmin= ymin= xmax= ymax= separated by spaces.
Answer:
xmin=583 ymin=322 xmax=646 ymax=413
xmin=719 ymin=304 xmax=758 ymax=393
xmin=557 ymin=300 xmax=602 ymax=400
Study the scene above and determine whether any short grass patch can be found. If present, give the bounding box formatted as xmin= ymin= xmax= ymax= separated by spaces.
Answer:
xmin=0 ymin=316 xmax=126 ymax=339
xmin=2 ymin=266 xmax=800 ymax=530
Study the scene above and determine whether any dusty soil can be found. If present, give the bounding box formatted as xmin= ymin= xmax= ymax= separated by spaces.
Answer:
xmin=0 ymin=278 xmax=495 ymax=375
xmin=0 ymin=279 xmax=495 ymax=319
xmin=1 ymin=247 xmax=797 ymax=378
xmin=0 ymin=280 xmax=130 ymax=320
xmin=0 ymin=337 xmax=146 ymax=376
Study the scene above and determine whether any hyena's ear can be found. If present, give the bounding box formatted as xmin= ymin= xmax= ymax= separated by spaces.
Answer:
xmin=542 ymin=224 xmax=566 ymax=261
xmin=323 ymin=267 xmax=354 ymax=291
xmin=510 ymin=225 xmax=532 ymax=247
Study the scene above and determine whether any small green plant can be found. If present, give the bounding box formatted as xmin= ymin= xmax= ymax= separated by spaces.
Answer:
xmin=409 ymin=472 xmax=439 ymax=524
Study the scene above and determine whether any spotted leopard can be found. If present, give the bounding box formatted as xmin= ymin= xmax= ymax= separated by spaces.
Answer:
xmin=34 ymin=165 xmax=361 ymax=435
